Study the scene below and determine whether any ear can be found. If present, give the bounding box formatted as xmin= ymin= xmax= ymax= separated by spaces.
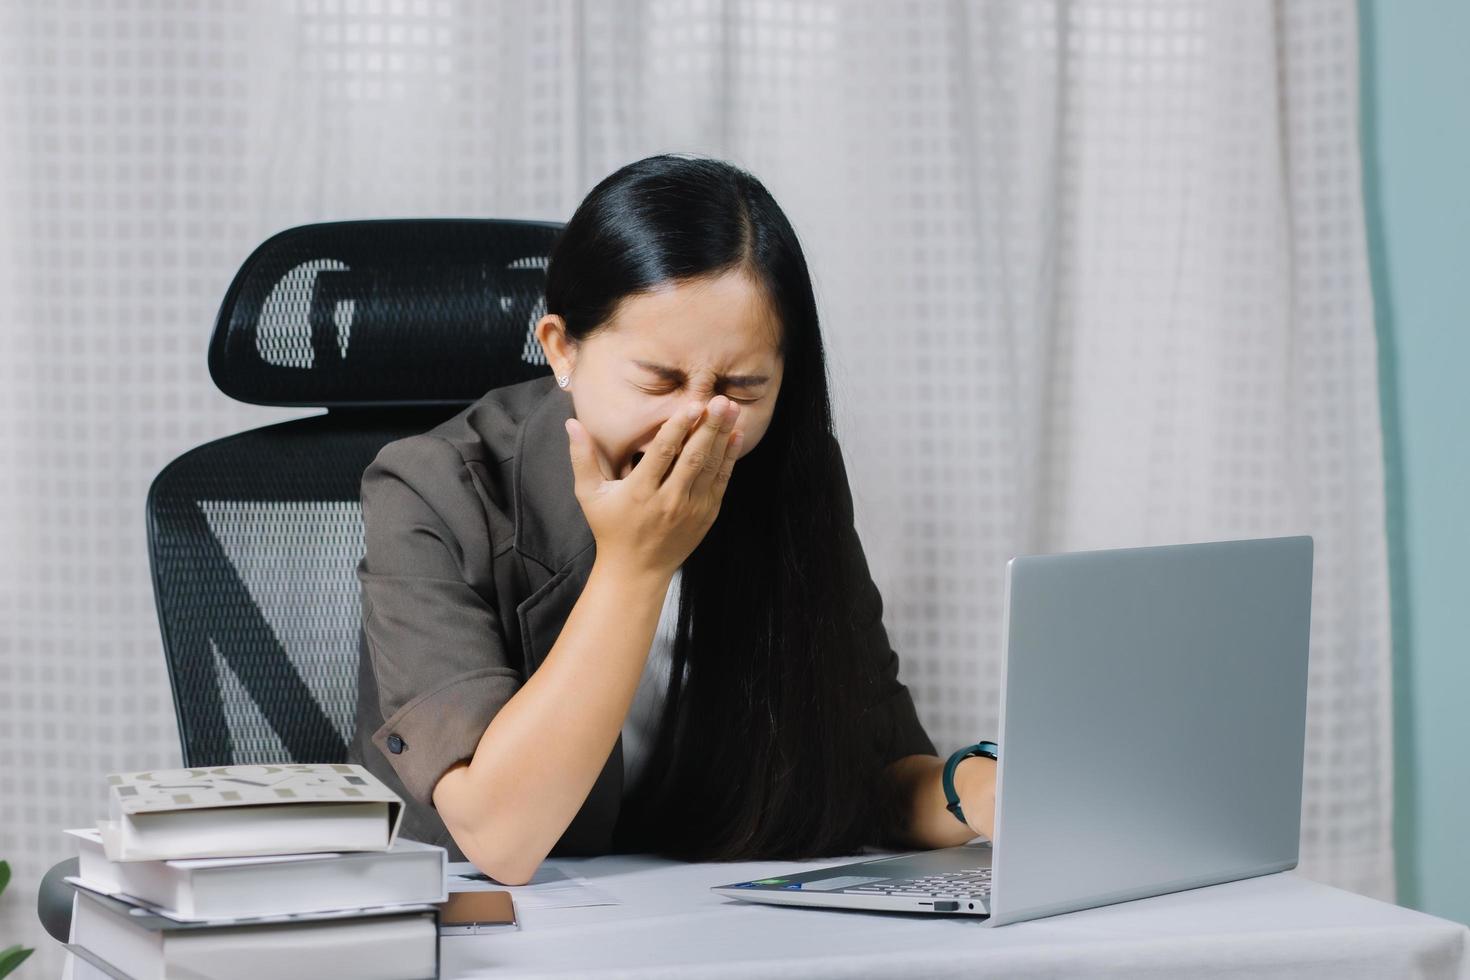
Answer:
xmin=535 ymin=314 xmax=578 ymax=379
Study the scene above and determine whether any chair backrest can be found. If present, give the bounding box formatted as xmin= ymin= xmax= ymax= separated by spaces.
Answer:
xmin=148 ymin=218 xmax=561 ymax=766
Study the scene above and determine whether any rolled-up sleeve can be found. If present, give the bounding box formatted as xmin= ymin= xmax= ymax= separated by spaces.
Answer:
xmin=828 ymin=433 xmax=938 ymax=766
xmin=357 ymin=434 xmax=522 ymax=809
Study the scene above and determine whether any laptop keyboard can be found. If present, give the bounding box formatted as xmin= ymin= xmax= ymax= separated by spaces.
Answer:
xmin=845 ymin=868 xmax=992 ymax=899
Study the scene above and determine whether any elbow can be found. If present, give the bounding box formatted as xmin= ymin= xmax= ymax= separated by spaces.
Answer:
xmin=432 ymin=761 xmax=549 ymax=885
xmin=457 ymin=827 xmax=543 ymax=886
xmin=441 ymin=803 xmax=545 ymax=886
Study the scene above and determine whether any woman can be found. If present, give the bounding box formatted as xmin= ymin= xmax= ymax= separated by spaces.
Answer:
xmin=348 ymin=153 xmax=997 ymax=885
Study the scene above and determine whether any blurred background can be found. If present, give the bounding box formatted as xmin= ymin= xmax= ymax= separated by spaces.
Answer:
xmin=0 ymin=1 xmax=1463 ymax=973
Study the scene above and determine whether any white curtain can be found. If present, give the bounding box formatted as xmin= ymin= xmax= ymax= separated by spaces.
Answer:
xmin=0 ymin=0 xmax=1390 ymax=969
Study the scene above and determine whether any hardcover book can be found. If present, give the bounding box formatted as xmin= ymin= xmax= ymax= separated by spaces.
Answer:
xmin=66 ymin=828 xmax=445 ymax=919
xmin=101 ymin=763 xmax=404 ymax=861
xmin=65 ymin=884 xmax=439 ymax=980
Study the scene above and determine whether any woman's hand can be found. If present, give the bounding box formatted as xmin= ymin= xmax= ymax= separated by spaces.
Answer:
xmin=954 ymin=755 xmax=998 ymax=842
xmin=565 ymin=395 xmax=743 ymax=579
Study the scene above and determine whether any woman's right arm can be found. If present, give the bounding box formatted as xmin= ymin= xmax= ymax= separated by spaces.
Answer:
xmin=432 ymin=555 xmax=673 ymax=884
xmin=433 ymin=394 xmax=744 ymax=884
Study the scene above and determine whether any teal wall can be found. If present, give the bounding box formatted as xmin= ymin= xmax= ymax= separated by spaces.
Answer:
xmin=1359 ymin=0 xmax=1470 ymax=925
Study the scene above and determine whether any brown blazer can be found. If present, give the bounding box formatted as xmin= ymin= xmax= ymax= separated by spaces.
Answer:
xmin=348 ymin=373 xmax=936 ymax=861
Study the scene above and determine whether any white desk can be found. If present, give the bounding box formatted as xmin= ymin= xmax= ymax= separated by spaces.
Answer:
xmin=442 ymin=852 xmax=1470 ymax=979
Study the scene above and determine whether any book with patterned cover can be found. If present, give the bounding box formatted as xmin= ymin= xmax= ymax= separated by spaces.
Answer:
xmin=65 ymin=884 xmax=440 ymax=980
xmin=100 ymin=763 xmax=405 ymax=862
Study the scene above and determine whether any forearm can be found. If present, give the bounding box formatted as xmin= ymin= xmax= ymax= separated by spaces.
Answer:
xmin=436 ymin=555 xmax=671 ymax=882
xmin=880 ymin=754 xmax=991 ymax=850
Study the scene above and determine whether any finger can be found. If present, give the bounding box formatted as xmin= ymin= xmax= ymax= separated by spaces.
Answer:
xmin=564 ymin=418 xmax=611 ymax=498
xmin=709 ymin=428 xmax=743 ymax=499
xmin=630 ymin=399 xmax=704 ymax=492
xmin=662 ymin=395 xmax=737 ymax=500
xmin=590 ymin=440 xmax=620 ymax=483
xmin=687 ymin=399 xmax=741 ymax=501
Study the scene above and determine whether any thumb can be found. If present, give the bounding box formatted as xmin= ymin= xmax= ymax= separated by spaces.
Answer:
xmin=564 ymin=417 xmax=605 ymax=493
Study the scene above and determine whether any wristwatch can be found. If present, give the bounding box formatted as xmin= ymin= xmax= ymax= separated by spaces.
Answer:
xmin=942 ymin=740 xmax=999 ymax=827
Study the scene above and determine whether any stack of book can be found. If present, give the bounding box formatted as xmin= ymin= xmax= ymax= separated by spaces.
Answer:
xmin=60 ymin=763 xmax=445 ymax=980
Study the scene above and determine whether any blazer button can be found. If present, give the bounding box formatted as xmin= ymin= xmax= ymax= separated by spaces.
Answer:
xmin=387 ymin=734 xmax=406 ymax=754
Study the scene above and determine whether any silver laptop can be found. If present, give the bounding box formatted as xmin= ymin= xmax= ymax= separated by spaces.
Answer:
xmin=712 ymin=535 xmax=1313 ymax=925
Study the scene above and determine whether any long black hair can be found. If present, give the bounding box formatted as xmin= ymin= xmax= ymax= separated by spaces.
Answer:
xmin=544 ymin=153 xmax=911 ymax=861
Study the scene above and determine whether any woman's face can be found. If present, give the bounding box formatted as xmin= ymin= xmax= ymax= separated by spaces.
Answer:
xmin=535 ymin=270 xmax=786 ymax=481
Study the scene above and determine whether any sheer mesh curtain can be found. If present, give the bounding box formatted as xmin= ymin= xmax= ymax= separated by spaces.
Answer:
xmin=0 ymin=0 xmax=1388 ymax=968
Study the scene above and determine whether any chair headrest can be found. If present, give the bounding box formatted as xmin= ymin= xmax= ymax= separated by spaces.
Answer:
xmin=208 ymin=218 xmax=563 ymax=408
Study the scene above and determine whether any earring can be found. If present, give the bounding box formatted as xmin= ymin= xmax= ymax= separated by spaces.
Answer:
xmin=557 ymin=374 xmax=569 ymax=388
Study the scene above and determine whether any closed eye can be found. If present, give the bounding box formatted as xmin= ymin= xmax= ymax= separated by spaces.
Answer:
xmin=636 ymin=385 xmax=761 ymax=404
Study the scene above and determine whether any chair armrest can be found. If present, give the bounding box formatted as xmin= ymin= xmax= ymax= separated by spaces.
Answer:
xmin=37 ymin=857 xmax=79 ymax=945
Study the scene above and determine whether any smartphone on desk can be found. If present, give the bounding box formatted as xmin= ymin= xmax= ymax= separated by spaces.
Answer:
xmin=438 ymin=890 xmax=518 ymax=935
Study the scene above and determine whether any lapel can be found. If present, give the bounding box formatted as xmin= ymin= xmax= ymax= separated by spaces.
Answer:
xmin=507 ymin=376 xmax=623 ymax=852
xmin=511 ymin=376 xmax=594 ymax=574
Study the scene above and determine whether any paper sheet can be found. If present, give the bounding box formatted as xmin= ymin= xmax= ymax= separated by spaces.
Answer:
xmin=446 ymin=861 xmax=620 ymax=911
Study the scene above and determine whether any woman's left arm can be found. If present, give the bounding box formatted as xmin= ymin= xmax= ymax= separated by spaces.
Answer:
xmin=825 ymin=432 xmax=996 ymax=849
xmin=882 ymin=753 xmax=996 ymax=848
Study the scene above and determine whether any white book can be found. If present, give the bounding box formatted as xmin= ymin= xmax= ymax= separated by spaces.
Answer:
xmin=67 ymin=887 xmax=439 ymax=980
xmin=65 ymin=828 xmax=447 ymax=920
xmin=61 ymin=950 xmax=104 ymax=980
xmin=102 ymin=763 xmax=404 ymax=862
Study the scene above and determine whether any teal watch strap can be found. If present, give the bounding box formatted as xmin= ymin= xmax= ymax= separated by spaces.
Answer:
xmin=942 ymin=741 xmax=998 ymax=826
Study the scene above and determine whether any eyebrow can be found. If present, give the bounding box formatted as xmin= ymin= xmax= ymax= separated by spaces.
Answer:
xmin=632 ymin=360 xmax=771 ymax=387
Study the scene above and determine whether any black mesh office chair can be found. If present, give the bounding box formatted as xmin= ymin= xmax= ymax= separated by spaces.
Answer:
xmin=38 ymin=217 xmax=563 ymax=945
